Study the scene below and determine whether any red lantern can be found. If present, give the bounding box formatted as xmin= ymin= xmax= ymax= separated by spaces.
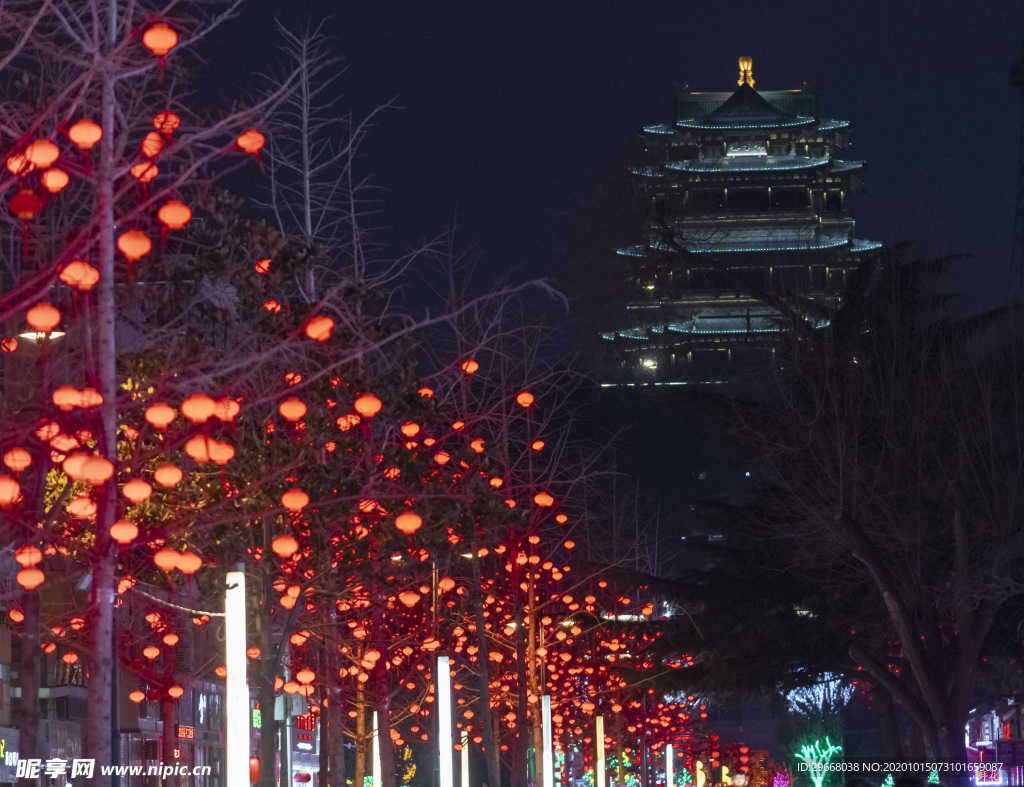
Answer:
xmin=68 ymin=119 xmax=103 ymax=151
xmin=278 ymin=398 xmax=307 ymax=422
xmin=40 ymin=168 xmax=69 ymax=194
xmin=145 ymin=402 xmax=176 ymax=429
xmin=0 ymin=476 xmax=22 ymax=508
xmin=129 ymin=690 xmax=145 ymax=704
xmin=304 ymin=314 xmax=334 ymax=342
xmin=249 ymin=757 xmax=260 ymax=783
xmin=109 ymin=520 xmax=139 ymax=545
xmin=271 ymin=534 xmax=299 ymax=559
xmin=117 ymin=230 xmax=152 ymax=262
xmin=353 ymin=394 xmax=382 ymax=418
xmin=153 ymin=547 xmax=179 ymax=572
xmin=59 ymin=260 xmax=100 ymax=291
xmin=3 ymin=448 xmax=31 ymax=473
xmin=461 ymin=359 xmax=479 ymax=375
xmin=153 ymin=111 xmax=181 ymax=135
xmin=141 ymin=131 xmax=164 ymax=159
xmin=122 ymin=478 xmax=153 ymax=503
xmin=10 ymin=190 xmax=42 ymax=220
xmin=237 ymin=130 xmax=265 ymax=155
xmin=24 ymin=139 xmax=59 ymax=169
xmin=16 ymin=567 xmax=45 ymax=591
xmin=281 ymin=488 xmax=309 ymax=512
xmin=395 ymin=511 xmax=422 ymax=536
xmin=153 ymin=463 xmax=183 ymax=487
xmin=516 ymin=391 xmax=534 ymax=408
xmin=177 ymin=551 xmax=202 ymax=576
xmin=168 ymin=685 xmax=184 ymax=699
xmin=142 ymin=23 xmax=178 ymax=57
xmin=130 ymin=161 xmax=158 ymax=183
xmin=157 ymin=199 xmax=191 ymax=230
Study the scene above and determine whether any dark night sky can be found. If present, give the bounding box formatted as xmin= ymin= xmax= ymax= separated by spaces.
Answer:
xmin=216 ymin=0 xmax=1024 ymax=320
xmin=209 ymin=1 xmax=1024 ymax=525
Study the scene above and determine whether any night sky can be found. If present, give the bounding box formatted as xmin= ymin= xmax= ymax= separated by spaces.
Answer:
xmin=218 ymin=0 xmax=1024 ymax=318
xmin=210 ymin=1 xmax=1024 ymax=528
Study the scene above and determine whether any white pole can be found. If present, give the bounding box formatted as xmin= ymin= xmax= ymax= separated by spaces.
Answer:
xmin=666 ymin=743 xmax=674 ymax=787
xmin=438 ymin=655 xmax=454 ymax=787
xmin=225 ymin=566 xmax=248 ymax=787
xmin=461 ymin=729 xmax=470 ymax=787
xmin=541 ymin=695 xmax=554 ymax=787
xmin=595 ymin=715 xmax=605 ymax=787
xmin=372 ymin=711 xmax=381 ymax=787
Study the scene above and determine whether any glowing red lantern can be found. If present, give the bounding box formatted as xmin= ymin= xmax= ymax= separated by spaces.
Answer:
xmin=109 ymin=520 xmax=139 ymax=545
xmin=40 ymin=168 xmax=69 ymax=194
xmin=163 ymin=633 xmax=179 ymax=646
xmin=117 ymin=230 xmax=152 ymax=262
xmin=0 ymin=476 xmax=21 ymax=508
xmin=168 ymin=685 xmax=184 ymax=699
xmin=10 ymin=190 xmax=43 ymax=220
xmin=24 ymin=139 xmax=59 ymax=168
xmin=254 ymin=258 xmax=271 ymax=274
xmin=533 ymin=492 xmax=554 ymax=507
xmin=177 ymin=551 xmax=202 ymax=576
xmin=130 ymin=161 xmax=158 ymax=183
xmin=68 ymin=119 xmax=102 ymax=150
xmin=62 ymin=652 xmax=78 ymax=665
xmin=158 ymin=199 xmax=191 ymax=230
xmin=278 ymin=398 xmax=307 ymax=422
xmin=395 ymin=511 xmax=422 ymax=536
xmin=153 ymin=463 xmax=183 ymax=487
xmin=461 ymin=359 xmax=479 ymax=375
xmin=59 ymin=260 xmax=100 ymax=291
xmin=80 ymin=456 xmax=115 ymax=486
xmin=143 ymin=645 xmax=160 ymax=660
xmin=271 ymin=534 xmax=299 ymax=559
xmin=281 ymin=488 xmax=309 ymax=512
xmin=398 ymin=591 xmax=421 ymax=608
xmin=144 ymin=402 xmax=176 ymax=429
xmin=122 ymin=478 xmax=153 ymax=503
xmin=142 ymin=23 xmax=178 ymax=57
xmin=249 ymin=757 xmax=260 ymax=783
xmin=516 ymin=391 xmax=534 ymax=408
xmin=353 ymin=394 xmax=382 ymax=418
xmin=304 ymin=314 xmax=334 ymax=342
xmin=9 ymin=608 xmax=25 ymax=623
xmin=16 ymin=567 xmax=45 ymax=590
xmin=236 ymin=130 xmax=265 ymax=155
xmin=295 ymin=668 xmax=315 ymax=684
xmin=3 ymin=448 xmax=31 ymax=473
xmin=153 ymin=112 xmax=180 ymax=135
xmin=181 ymin=393 xmax=217 ymax=424
xmin=153 ymin=547 xmax=179 ymax=572
xmin=129 ymin=690 xmax=145 ymax=703
xmin=246 ymin=647 xmax=261 ymax=659
xmin=15 ymin=544 xmax=42 ymax=567
xmin=1 ymin=338 xmax=17 ymax=353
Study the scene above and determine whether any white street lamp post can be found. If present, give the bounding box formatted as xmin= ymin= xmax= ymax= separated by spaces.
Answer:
xmin=225 ymin=566 xmax=248 ymax=787
xmin=595 ymin=715 xmax=605 ymax=787
xmin=438 ymin=655 xmax=454 ymax=787
xmin=666 ymin=743 xmax=674 ymax=787
xmin=541 ymin=695 xmax=554 ymax=787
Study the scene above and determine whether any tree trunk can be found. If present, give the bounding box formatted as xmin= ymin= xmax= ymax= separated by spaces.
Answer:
xmin=18 ymin=590 xmax=40 ymax=785
xmin=258 ymin=605 xmax=277 ymax=787
xmin=354 ymin=683 xmax=366 ymax=787
xmin=512 ymin=604 xmax=528 ymax=787
xmin=470 ymin=547 xmax=501 ymax=787
xmin=84 ymin=13 xmax=120 ymax=785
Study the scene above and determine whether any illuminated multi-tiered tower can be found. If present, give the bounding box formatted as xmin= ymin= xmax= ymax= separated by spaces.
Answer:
xmin=603 ymin=58 xmax=880 ymax=384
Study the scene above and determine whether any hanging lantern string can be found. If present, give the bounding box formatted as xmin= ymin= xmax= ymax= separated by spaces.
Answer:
xmin=132 ymin=586 xmax=225 ymax=617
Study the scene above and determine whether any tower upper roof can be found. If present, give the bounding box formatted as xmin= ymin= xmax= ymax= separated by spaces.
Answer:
xmin=704 ymin=83 xmax=797 ymax=125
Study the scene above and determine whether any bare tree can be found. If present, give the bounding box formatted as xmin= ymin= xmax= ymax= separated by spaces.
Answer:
xmin=712 ymin=252 xmax=1024 ymax=762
